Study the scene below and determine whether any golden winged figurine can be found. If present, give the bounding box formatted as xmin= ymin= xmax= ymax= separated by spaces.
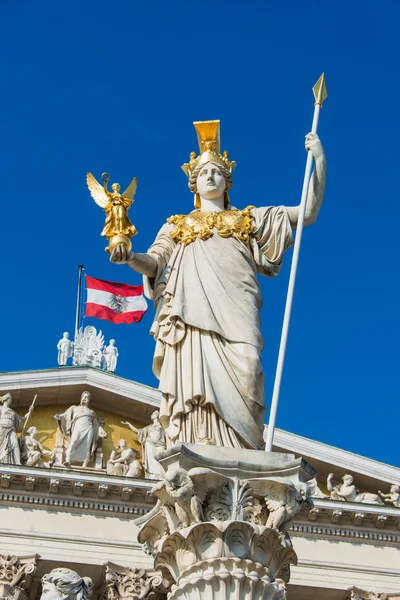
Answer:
xmin=86 ymin=172 xmax=138 ymax=253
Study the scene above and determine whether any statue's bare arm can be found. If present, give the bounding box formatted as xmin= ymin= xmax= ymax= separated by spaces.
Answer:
xmin=285 ymin=133 xmax=327 ymax=229
xmin=110 ymin=245 xmax=157 ymax=278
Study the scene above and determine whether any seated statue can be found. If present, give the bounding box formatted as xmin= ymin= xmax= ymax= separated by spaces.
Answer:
xmin=20 ymin=426 xmax=54 ymax=467
xmin=327 ymin=473 xmax=383 ymax=505
xmin=106 ymin=439 xmax=142 ymax=478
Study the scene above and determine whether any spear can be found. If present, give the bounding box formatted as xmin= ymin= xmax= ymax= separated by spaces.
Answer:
xmin=265 ymin=74 xmax=328 ymax=452
xmin=21 ymin=394 xmax=38 ymax=436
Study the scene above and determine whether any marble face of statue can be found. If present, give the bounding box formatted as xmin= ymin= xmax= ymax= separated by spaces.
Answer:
xmin=196 ymin=162 xmax=226 ymax=201
xmin=343 ymin=475 xmax=354 ymax=485
xmin=118 ymin=439 xmax=127 ymax=449
xmin=1 ymin=393 xmax=12 ymax=407
xmin=151 ymin=410 xmax=160 ymax=422
xmin=80 ymin=392 xmax=91 ymax=407
xmin=41 ymin=581 xmax=60 ymax=600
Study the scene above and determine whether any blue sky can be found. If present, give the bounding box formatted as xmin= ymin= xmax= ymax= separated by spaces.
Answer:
xmin=1 ymin=0 xmax=399 ymax=466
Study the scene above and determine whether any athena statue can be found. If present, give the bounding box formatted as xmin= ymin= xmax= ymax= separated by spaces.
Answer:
xmin=111 ymin=121 xmax=326 ymax=450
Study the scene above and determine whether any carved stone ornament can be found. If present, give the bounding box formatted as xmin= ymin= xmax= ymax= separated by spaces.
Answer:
xmin=344 ymin=587 xmax=400 ymax=599
xmin=102 ymin=563 xmax=166 ymax=600
xmin=135 ymin=444 xmax=315 ymax=600
xmin=0 ymin=554 xmax=37 ymax=600
xmin=73 ymin=326 xmax=105 ymax=368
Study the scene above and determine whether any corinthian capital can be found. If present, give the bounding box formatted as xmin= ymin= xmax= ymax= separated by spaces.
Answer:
xmin=0 ymin=554 xmax=38 ymax=600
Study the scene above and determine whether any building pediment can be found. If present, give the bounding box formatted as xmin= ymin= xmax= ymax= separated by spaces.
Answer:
xmin=0 ymin=367 xmax=160 ymax=423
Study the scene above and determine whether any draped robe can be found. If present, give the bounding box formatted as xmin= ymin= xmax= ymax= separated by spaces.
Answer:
xmin=144 ymin=206 xmax=293 ymax=450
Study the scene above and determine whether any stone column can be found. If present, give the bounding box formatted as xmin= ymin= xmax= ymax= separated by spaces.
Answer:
xmin=0 ymin=554 xmax=37 ymax=600
xmin=135 ymin=444 xmax=315 ymax=600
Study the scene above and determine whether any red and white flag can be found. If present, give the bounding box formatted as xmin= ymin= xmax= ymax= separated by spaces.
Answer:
xmin=85 ymin=276 xmax=148 ymax=324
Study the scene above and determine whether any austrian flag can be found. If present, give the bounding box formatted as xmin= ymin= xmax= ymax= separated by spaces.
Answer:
xmin=85 ymin=276 xmax=148 ymax=324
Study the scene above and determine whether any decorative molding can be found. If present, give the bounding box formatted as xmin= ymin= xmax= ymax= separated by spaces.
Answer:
xmin=101 ymin=562 xmax=166 ymax=600
xmin=290 ymin=523 xmax=400 ymax=545
xmin=0 ymin=492 xmax=150 ymax=516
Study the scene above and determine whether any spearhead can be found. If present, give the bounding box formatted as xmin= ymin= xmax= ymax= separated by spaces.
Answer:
xmin=313 ymin=73 xmax=328 ymax=106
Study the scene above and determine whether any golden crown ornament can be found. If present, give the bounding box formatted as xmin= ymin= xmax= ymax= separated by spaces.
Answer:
xmin=181 ymin=120 xmax=236 ymax=209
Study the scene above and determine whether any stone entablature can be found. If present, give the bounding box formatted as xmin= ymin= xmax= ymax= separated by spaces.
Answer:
xmin=0 ymin=463 xmax=153 ymax=515
xmin=0 ymin=463 xmax=399 ymax=535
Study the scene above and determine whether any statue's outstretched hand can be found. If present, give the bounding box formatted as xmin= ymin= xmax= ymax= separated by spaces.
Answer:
xmin=109 ymin=243 xmax=133 ymax=264
xmin=305 ymin=132 xmax=324 ymax=160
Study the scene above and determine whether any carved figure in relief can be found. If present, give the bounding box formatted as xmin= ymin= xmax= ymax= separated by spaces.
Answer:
xmin=327 ymin=473 xmax=384 ymax=505
xmin=106 ymin=439 xmax=142 ymax=478
xmin=40 ymin=568 xmax=93 ymax=600
xmin=150 ymin=468 xmax=203 ymax=527
xmin=54 ymin=391 xmax=107 ymax=467
xmin=265 ymin=482 xmax=312 ymax=532
xmin=377 ymin=484 xmax=400 ymax=508
xmin=121 ymin=410 xmax=165 ymax=478
xmin=0 ymin=393 xmax=29 ymax=465
xmin=110 ymin=120 xmax=326 ymax=450
xmin=19 ymin=426 xmax=54 ymax=467
xmin=307 ymin=477 xmax=327 ymax=498
xmin=73 ymin=326 xmax=104 ymax=368
xmin=57 ymin=332 xmax=74 ymax=366
xmin=103 ymin=339 xmax=119 ymax=372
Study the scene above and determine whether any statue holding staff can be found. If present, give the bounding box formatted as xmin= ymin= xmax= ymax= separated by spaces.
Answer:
xmin=0 ymin=393 xmax=32 ymax=465
xmin=109 ymin=119 xmax=326 ymax=450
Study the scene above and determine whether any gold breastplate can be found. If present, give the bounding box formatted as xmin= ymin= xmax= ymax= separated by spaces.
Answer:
xmin=167 ymin=206 xmax=255 ymax=246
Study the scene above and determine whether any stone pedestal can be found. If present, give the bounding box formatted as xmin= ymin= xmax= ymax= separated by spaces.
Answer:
xmin=135 ymin=444 xmax=315 ymax=600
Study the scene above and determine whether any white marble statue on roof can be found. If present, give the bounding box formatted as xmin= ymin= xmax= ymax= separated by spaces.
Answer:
xmin=103 ymin=339 xmax=119 ymax=372
xmin=110 ymin=120 xmax=326 ymax=450
xmin=57 ymin=332 xmax=74 ymax=366
xmin=54 ymin=390 xmax=107 ymax=467
xmin=73 ymin=326 xmax=104 ymax=368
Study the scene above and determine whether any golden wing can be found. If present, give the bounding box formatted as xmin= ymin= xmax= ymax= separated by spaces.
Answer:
xmin=86 ymin=172 xmax=109 ymax=208
xmin=122 ymin=177 xmax=138 ymax=201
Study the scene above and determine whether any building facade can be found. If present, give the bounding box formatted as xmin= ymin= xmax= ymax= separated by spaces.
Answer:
xmin=0 ymin=367 xmax=399 ymax=599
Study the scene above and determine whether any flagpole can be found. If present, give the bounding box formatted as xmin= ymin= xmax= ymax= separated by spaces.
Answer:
xmin=74 ymin=265 xmax=84 ymax=338
xmin=265 ymin=74 xmax=328 ymax=452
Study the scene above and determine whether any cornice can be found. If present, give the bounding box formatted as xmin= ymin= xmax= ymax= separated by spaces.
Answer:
xmin=265 ymin=426 xmax=400 ymax=485
xmin=0 ymin=367 xmax=161 ymax=407
xmin=0 ymin=463 xmax=154 ymax=515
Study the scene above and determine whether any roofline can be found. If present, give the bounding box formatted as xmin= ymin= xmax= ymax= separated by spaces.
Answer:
xmin=0 ymin=367 xmax=161 ymax=408
xmin=264 ymin=426 xmax=400 ymax=484
xmin=0 ymin=369 xmax=398 ymax=479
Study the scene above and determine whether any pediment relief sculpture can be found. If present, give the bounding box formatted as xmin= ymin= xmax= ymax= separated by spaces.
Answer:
xmin=53 ymin=391 xmax=107 ymax=469
xmin=106 ymin=439 xmax=142 ymax=478
xmin=327 ymin=473 xmax=384 ymax=505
